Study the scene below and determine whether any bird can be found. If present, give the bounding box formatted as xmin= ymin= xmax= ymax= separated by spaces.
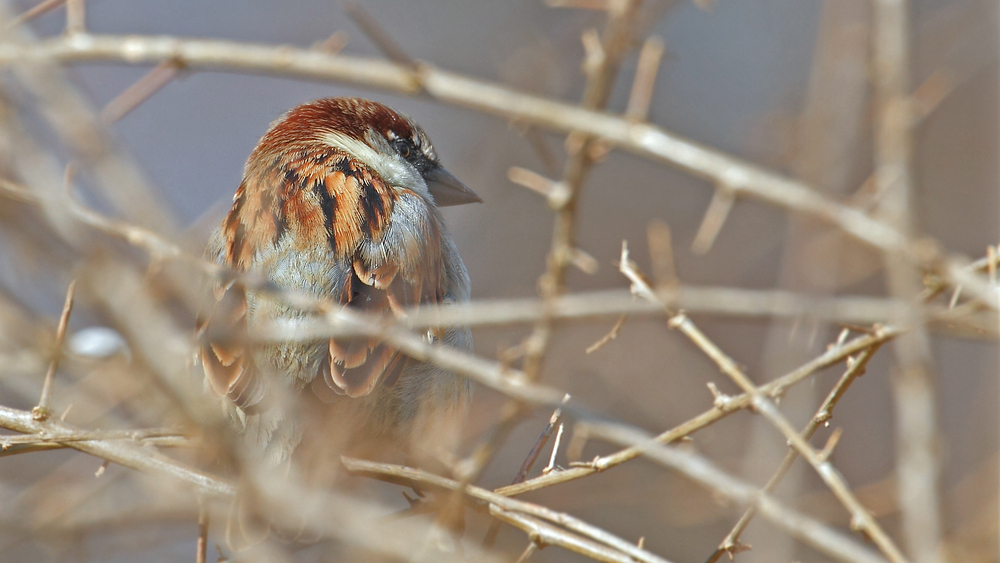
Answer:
xmin=197 ymin=97 xmax=480 ymax=471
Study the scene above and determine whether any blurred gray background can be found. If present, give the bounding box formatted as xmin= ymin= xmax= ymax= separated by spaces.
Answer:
xmin=2 ymin=0 xmax=997 ymax=561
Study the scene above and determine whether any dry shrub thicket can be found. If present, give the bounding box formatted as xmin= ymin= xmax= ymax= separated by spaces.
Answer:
xmin=0 ymin=1 xmax=996 ymax=562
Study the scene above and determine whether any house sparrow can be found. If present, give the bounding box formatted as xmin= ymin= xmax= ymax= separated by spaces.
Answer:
xmin=199 ymin=97 xmax=480 ymax=468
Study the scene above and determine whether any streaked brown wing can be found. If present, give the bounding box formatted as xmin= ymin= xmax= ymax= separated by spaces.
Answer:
xmin=198 ymin=281 xmax=266 ymax=410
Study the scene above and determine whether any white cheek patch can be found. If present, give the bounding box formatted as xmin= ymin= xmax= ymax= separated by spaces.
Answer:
xmin=318 ymin=130 xmax=424 ymax=192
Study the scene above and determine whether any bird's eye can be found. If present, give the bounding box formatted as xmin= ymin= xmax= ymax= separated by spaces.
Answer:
xmin=393 ymin=139 xmax=412 ymax=159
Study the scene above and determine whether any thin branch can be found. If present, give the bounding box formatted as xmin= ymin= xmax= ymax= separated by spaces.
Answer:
xmin=196 ymin=503 xmax=208 ymax=563
xmin=513 ymin=395 xmax=571 ymax=486
xmin=585 ymin=314 xmax=627 ymax=354
xmin=625 ymin=35 xmax=665 ymax=122
xmin=100 ymin=59 xmax=184 ymax=123
xmin=0 ymin=427 xmax=187 ymax=447
xmin=513 ymin=541 xmax=538 ymax=563
xmin=342 ymin=1 xmax=418 ymax=69
xmin=0 ymin=405 xmax=234 ymax=498
xmin=543 ymin=422 xmax=565 ymax=474
xmin=0 ymin=435 xmax=190 ymax=457
xmin=64 ymin=0 xmax=83 ymax=34
xmin=6 ymin=0 xmax=66 ymax=29
xmin=690 ymin=185 xmax=735 ymax=255
xmin=33 ymin=278 xmax=76 ymax=421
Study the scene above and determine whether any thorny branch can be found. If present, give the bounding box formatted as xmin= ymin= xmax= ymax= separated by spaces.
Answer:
xmin=621 ymin=247 xmax=907 ymax=562
xmin=0 ymin=405 xmax=234 ymax=497
xmin=495 ymin=325 xmax=900 ymax=496
xmin=705 ymin=342 xmax=883 ymax=563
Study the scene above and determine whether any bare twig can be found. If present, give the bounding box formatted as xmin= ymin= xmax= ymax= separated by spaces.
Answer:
xmin=100 ymin=59 xmax=184 ymax=123
xmin=6 ymin=0 xmax=65 ymax=29
xmin=512 ymin=394 xmax=571 ymax=486
xmin=33 ymin=279 xmax=76 ymax=421
xmin=483 ymin=395 xmax=570 ymax=547
xmin=196 ymin=503 xmax=208 ymax=563
xmin=513 ymin=541 xmax=538 ymax=563
xmin=690 ymin=184 xmax=736 ymax=255
xmin=65 ymin=0 xmax=83 ymax=34
xmin=542 ymin=422 xmax=565 ymax=474
xmin=0 ymin=427 xmax=187 ymax=447
xmin=585 ymin=314 xmax=627 ymax=354
xmin=0 ymin=405 xmax=234 ymax=497
xmin=342 ymin=1 xmax=418 ymax=69
xmin=625 ymin=35 xmax=665 ymax=122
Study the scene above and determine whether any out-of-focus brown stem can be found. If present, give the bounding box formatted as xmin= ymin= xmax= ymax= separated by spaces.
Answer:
xmin=873 ymin=1 xmax=946 ymax=561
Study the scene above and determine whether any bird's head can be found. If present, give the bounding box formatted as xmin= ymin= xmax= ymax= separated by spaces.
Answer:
xmin=258 ymin=97 xmax=481 ymax=207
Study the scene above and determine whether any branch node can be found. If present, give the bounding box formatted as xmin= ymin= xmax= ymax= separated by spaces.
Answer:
xmin=706 ymin=382 xmax=735 ymax=410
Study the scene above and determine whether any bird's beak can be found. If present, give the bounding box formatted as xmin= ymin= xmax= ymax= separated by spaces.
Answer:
xmin=423 ymin=166 xmax=482 ymax=206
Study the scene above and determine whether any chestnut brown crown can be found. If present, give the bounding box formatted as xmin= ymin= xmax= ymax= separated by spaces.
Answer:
xmin=255 ymin=97 xmax=480 ymax=209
